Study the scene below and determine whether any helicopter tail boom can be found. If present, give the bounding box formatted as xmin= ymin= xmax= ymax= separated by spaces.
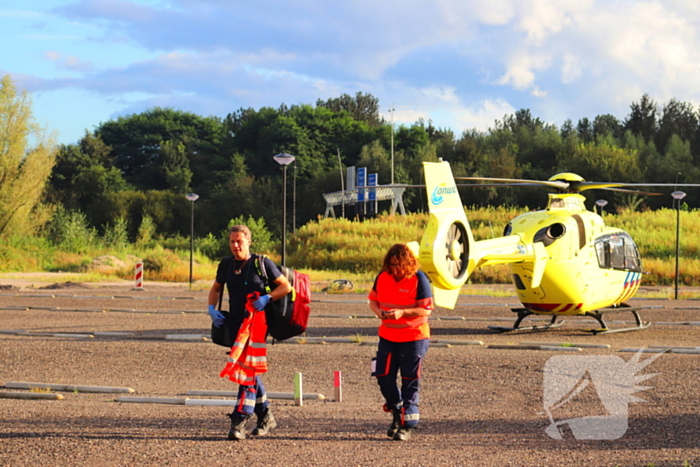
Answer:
xmin=418 ymin=161 xmax=548 ymax=309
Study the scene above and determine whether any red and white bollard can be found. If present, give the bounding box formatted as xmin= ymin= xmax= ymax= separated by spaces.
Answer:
xmin=334 ymin=370 xmax=343 ymax=402
xmin=134 ymin=262 xmax=144 ymax=290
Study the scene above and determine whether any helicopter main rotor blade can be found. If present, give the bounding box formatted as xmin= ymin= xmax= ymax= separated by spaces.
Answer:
xmin=594 ymin=187 xmax=662 ymax=195
xmin=574 ymin=182 xmax=700 ymax=192
xmin=454 ymin=183 xmax=547 ymax=189
xmin=456 ymin=176 xmax=570 ymax=191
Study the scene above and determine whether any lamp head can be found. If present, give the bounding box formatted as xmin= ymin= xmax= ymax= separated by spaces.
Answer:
xmin=274 ymin=153 xmax=296 ymax=166
xmin=595 ymin=199 xmax=608 ymax=207
xmin=185 ymin=193 xmax=199 ymax=202
xmin=671 ymin=191 xmax=686 ymax=200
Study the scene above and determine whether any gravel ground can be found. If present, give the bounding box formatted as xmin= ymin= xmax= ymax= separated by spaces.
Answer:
xmin=1 ymin=280 xmax=699 ymax=467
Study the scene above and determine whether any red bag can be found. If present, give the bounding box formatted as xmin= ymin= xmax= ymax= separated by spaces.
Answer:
xmin=256 ymin=256 xmax=311 ymax=341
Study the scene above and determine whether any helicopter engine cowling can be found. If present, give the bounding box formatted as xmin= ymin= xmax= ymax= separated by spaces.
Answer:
xmin=533 ymin=223 xmax=566 ymax=247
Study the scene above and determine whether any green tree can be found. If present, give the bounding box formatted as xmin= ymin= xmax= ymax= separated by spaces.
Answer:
xmin=564 ymin=142 xmax=641 ymax=182
xmin=625 ymin=94 xmax=658 ymax=143
xmin=160 ymin=140 xmax=193 ymax=193
xmin=316 ymin=92 xmax=381 ymax=127
xmin=592 ymin=114 xmax=623 ymax=141
xmin=577 ymin=117 xmax=593 ymax=143
xmin=50 ymin=132 xmax=129 ymax=231
xmin=0 ymin=75 xmax=57 ymax=238
xmin=655 ymin=98 xmax=698 ymax=155
xmin=96 ymin=107 xmax=225 ymax=193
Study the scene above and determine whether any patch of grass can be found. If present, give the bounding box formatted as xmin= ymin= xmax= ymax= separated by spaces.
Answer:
xmin=351 ymin=333 xmax=365 ymax=343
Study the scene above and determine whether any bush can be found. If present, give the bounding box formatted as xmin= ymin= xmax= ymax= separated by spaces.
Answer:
xmin=103 ymin=217 xmax=129 ymax=249
xmin=196 ymin=215 xmax=277 ymax=260
xmin=197 ymin=233 xmax=221 ymax=259
xmin=137 ymin=214 xmax=156 ymax=246
xmin=227 ymin=215 xmax=275 ymax=254
xmin=142 ymin=247 xmax=181 ymax=273
xmin=46 ymin=206 xmax=98 ymax=253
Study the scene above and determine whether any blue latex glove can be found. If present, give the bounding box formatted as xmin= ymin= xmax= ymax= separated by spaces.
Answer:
xmin=253 ymin=294 xmax=271 ymax=311
xmin=208 ymin=304 xmax=226 ymax=327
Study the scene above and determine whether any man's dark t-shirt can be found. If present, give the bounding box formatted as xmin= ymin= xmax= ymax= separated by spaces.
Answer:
xmin=215 ymin=254 xmax=281 ymax=339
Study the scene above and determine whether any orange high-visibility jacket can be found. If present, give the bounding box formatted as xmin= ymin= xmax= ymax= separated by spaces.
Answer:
xmin=220 ymin=293 xmax=268 ymax=385
xmin=368 ymin=270 xmax=433 ymax=342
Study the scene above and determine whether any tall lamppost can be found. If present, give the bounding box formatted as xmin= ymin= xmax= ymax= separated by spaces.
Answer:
xmin=274 ymin=153 xmax=296 ymax=266
xmin=293 ymin=160 xmax=297 ymax=234
xmin=388 ymin=103 xmax=395 ymax=185
xmin=337 ymin=148 xmax=345 ymax=218
xmin=595 ymin=199 xmax=608 ymax=216
xmin=672 ymin=190 xmax=686 ymax=300
xmin=185 ymin=193 xmax=199 ymax=286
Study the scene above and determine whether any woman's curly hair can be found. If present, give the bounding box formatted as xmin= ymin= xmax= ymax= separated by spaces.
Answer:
xmin=381 ymin=244 xmax=419 ymax=280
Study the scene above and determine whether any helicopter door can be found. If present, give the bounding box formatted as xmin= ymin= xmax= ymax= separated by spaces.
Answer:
xmin=594 ymin=233 xmax=642 ymax=273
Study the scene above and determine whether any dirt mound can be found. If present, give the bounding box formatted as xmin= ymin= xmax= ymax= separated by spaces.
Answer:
xmin=40 ymin=281 xmax=91 ymax=289
xmin=88 ymin=255 xmax=141 ymax=273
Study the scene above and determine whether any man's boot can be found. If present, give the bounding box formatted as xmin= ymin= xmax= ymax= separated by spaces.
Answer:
xmin=250 ymin=407 xmax=277 ymax=436
xmin=227 ymin=413 xmax=248 ymax=440
xmin=393 ymin=426 xmax=412 ymax=441
xmin=387 ymin=407 xmax=402 ymax=438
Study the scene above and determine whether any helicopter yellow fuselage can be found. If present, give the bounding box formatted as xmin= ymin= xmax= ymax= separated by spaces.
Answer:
xmin=505 ymin=198 xmax=642 ymax=315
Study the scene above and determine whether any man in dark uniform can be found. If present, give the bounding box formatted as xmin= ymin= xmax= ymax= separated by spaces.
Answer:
xmin=207 ymin=225 xmax=291 ymax=440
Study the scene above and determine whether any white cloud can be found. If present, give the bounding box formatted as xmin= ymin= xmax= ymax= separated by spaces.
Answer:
xmin=561 ymin=53 xmax=581 ymax=84
xmin=454 ymin=99 xmax=516 ymax=131
xmin=531 ymin=86 xmax=547 ymax=98
xmin=44 ymin=51 xmax=95 ymax=72
xmin=497 ymin=52 xmax=551 ymax=90
xmin=434 ymin=0 xmax=515 ymax=26
xmin=11 ymin=0 xmax=700 ymax=145
xmin=0 ymin=8 xmax=42 ymax=18
xmin=516 ymin=0 xmax=594 ymax=44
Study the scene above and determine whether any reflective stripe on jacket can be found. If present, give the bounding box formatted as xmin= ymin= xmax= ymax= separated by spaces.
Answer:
xmin=368 ymin=270 xmax=433 ymax=342
xmin=220 ymin=293 xmax=268 ymax=385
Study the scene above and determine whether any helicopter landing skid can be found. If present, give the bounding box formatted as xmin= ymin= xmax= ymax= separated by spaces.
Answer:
xmin=582 ymin=306 xmax=651 ymax=334
xmin=488 ymin=309 xmax=565 ymax=333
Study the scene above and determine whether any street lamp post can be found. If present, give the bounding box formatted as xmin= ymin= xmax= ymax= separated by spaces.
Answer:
xmin=185 ymin=193 xmax=199 ymax=286
xmin=274 ymin=153 xmax=296 ymax=266
xmin=595 ymin=199 xmax=608 ymax=216
xmin=672 ymin=190 xmax=686 ymax=300
xmin=389 ymin=103 xmax=395 ymax=185
xmin=293 ymin=160 xmax=297 ymax=234
xmin=337 ymin=148 xmax=345 ymax=219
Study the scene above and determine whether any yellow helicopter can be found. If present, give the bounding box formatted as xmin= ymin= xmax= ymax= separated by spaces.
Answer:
xmin=410 ymin=160 xmax=697 ymax=334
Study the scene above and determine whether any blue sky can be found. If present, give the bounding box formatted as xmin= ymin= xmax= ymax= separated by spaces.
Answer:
xmin=4 ymin=0 xmax=700 ymax=145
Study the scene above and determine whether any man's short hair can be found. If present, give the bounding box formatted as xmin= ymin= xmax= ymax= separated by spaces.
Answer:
xmin=228 ymin=225 xmax=252 ymax=240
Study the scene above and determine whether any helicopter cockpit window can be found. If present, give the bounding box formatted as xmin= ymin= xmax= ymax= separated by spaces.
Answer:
xmin=549 ymin=198 xmax=565 ymax=208
xmin=608 ymin=236 xmax=625 ymax=269
xmin=624 ymin=241 xmax=641 ymax=270
xmin=594 ymin=233 xmax=641 ymax=272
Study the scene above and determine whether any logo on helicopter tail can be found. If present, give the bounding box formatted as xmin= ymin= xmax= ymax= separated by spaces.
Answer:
xmin=431 ymin=184 xmax=457 ymax=205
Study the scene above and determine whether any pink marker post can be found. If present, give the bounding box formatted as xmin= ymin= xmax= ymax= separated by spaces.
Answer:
xmin=333 ymin=370 xmax=342 ymax=402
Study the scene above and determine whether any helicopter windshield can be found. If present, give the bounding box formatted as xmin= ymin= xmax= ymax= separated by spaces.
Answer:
xmin=594 ymin=232 xmax=641 ymax=272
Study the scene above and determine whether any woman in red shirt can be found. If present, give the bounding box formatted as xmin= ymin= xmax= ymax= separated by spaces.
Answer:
xmin=369 ymin=243 xmax=434 ymax=441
